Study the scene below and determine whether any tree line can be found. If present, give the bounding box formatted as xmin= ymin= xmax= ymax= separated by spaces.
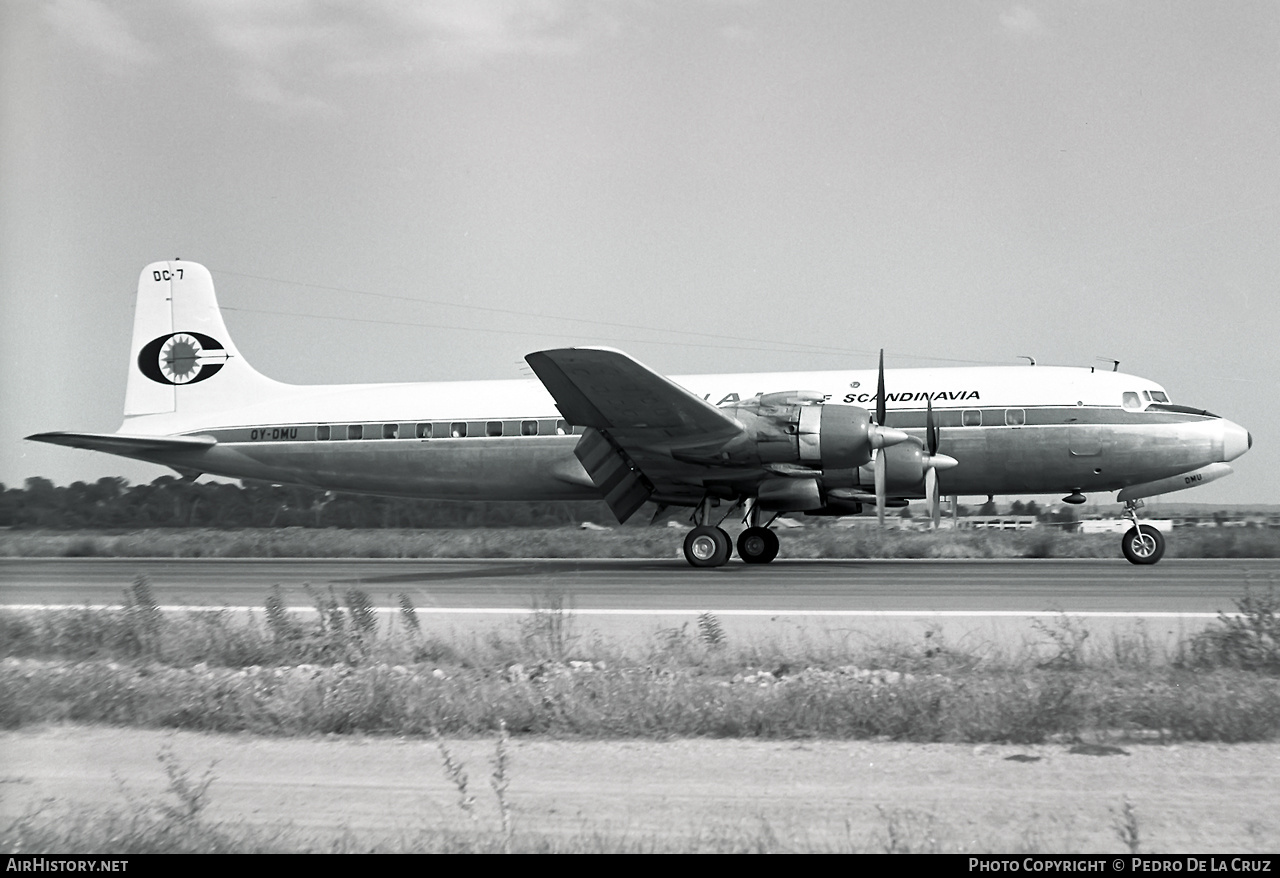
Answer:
xmin=1 ymin=477 xmax=617 ymax=529
xmin=1 ymin=477 xmax=1080 ymax=530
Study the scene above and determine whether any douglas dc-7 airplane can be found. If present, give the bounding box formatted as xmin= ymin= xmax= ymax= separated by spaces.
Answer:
xmin=29 ymin=261 xmax=1252 ymax=567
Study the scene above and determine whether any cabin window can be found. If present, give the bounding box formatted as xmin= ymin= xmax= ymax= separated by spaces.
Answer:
xmin=521 ymin=420 xmax=538 ymax=436
xmin=1122 ymin=392 xmax=1142 ymax=411
xmin=450 ymin=422 xmax=467 ymax=438
xmin=1005 ymin=409 xmax=1025 ymax=427
xmin=347 ymin=424 xmax=363 ymax=440
xmin=962 ymin=409 xmax=982 ymax=427
xmin=383 ymin=423 xmax=399 ymax=440
xmin=486 ymin=420 xmax=503 ymax=437
xmin=555 ymin=420 xmax=570 ymax=436
xmin=316 ymin=425 xmax=330 ymax=441
xmin=416 ymin=423 xmax=432 ymax=439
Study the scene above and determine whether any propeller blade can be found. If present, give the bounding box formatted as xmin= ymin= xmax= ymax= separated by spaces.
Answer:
xmin=923 ymin=396 xmax=951 ymax=529
xmin=925 ymin=466 xmax=940 ymax=530
xmin=926 ymin=397 xmax=938 ymax=456
xmin=876 ymin=349 xmax=886 ymax=427
xmin=875 ymin=449 xmax=886 ymax=527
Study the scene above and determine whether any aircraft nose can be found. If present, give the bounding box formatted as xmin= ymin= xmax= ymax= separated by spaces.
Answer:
xmin=1221 ymin=419 xmax=1251 ymax=462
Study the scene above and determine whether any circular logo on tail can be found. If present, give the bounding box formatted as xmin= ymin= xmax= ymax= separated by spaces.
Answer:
xmin=138 ymin=332 xmax=229 ymax=385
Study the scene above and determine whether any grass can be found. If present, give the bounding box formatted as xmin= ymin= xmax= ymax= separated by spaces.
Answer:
xmin=1185 ymin=587 xmax=1280 ymax=673
xmin=3 ymin=525 xmax=1280 ymax=558
xmin=4 ymin=567 xmax=1277 ymax=853
xmin=1 ymin=588 xmax=1279 ymax=743
xmin=3 ymin=588 xmax=1278 ymax=853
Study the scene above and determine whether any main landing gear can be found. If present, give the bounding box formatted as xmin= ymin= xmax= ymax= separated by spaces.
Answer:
xmin=682 ymin=497 xmax=780 ymax=567
xmin=737 ymin=526 xmax=780 ymax=564
xmin=1120 ymin=499 xmax=1165 ymax=565
xmin=684 ymin=525 xmax=733 ymax=568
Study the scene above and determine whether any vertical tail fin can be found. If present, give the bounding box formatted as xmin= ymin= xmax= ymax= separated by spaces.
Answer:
xmin=125 ymin=261 xmax=286 ymax=421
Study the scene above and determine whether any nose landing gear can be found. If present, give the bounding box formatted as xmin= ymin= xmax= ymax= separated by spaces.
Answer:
xmin=1120 ymin=499 xmax=1165 ymax=565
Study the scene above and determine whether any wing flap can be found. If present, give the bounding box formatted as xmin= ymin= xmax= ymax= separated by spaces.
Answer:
xmin=574 ymin=428 xmax=654 ymax=522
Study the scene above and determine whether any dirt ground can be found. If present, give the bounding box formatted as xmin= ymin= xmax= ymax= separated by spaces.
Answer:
xmin=1 ymin=725 xmax=1277 ymax=852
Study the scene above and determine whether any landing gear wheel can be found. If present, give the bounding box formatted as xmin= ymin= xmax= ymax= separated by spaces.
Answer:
xmin=684 ymin=525 xmax=732 ymax=568
xmin=737 ymin=526 xmax=780 ymax=564
xmin=1122 ymin=525 xmax=1165 ymax=565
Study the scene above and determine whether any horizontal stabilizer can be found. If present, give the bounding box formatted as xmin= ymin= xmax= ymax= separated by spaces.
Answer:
xmin=26 ymin=431 xmax=217 ymax=454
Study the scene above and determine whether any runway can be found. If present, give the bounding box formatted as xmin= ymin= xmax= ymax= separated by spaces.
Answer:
xmin=2 ymin=557 xmax=1275 ymax=616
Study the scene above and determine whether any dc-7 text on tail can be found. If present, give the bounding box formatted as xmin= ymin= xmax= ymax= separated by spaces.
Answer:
xmin=28 ymin=261 xmax=1252 ymax=567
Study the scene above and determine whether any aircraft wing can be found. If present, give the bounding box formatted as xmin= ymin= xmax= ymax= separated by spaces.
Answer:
xmin=525 ymin=347 xmax=743 ymax=442
xmin=26 ymin=432 xmax=217 ymax=454
xmin=525 ymin=348 xmax=747 ymax=521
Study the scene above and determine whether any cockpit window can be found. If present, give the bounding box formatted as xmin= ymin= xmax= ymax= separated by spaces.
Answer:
xmin=1150 ymin=391 xmax=1169 ymax=403
xmin=1122 ymin=392 xmax=1142 ymax=410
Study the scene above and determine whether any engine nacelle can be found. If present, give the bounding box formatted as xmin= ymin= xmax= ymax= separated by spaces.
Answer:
xmin=723 ymin=399 xmax=885 ymax=470
xmin=796 ymin=404 xmax=876 ymax=469
xmin=857 ymin=440 xmax=928 ymax=495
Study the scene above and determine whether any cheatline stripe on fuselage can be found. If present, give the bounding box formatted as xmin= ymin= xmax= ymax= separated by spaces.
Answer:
xmin=186 ymin=405 xmax=1217 ymax=444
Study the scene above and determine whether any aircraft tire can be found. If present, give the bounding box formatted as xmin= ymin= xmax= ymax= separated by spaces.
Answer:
xmin=684 ymin=525 xmax=732 ymax=568
xmin=737 ymin=527 xmax=780 ymax=564
xmin=1121 ymin=525 xmax=1165 ymax=565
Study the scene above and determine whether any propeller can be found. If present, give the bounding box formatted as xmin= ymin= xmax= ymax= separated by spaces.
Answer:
xmin=921 ymin=396 xmax=959 ymax=529
xmin=870 ymin=351 xmax=958 ymax=530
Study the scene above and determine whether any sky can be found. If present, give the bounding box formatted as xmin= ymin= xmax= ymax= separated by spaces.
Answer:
xmin=1 ymin=0 xmax=1277 ymax=505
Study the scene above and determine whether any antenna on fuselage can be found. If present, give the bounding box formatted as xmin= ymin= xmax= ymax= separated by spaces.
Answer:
xmin=1096 ymin=357 xmax=1120 ymax=372
xmin=1017 ymin=356 xmax=1036 ymax=366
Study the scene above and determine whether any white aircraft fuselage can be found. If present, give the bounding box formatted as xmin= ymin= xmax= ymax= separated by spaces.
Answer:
xmin=29 ymin=262 xmax=1252 ymax=567
xmin=110 ymin=366 xmax=1243 ymax=503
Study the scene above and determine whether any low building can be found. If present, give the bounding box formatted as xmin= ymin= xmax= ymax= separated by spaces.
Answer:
xmin=951 ymin=516 xmax=1039 ymax=531
xmin=1078 ymin=519 xmax=1173 ymax=534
